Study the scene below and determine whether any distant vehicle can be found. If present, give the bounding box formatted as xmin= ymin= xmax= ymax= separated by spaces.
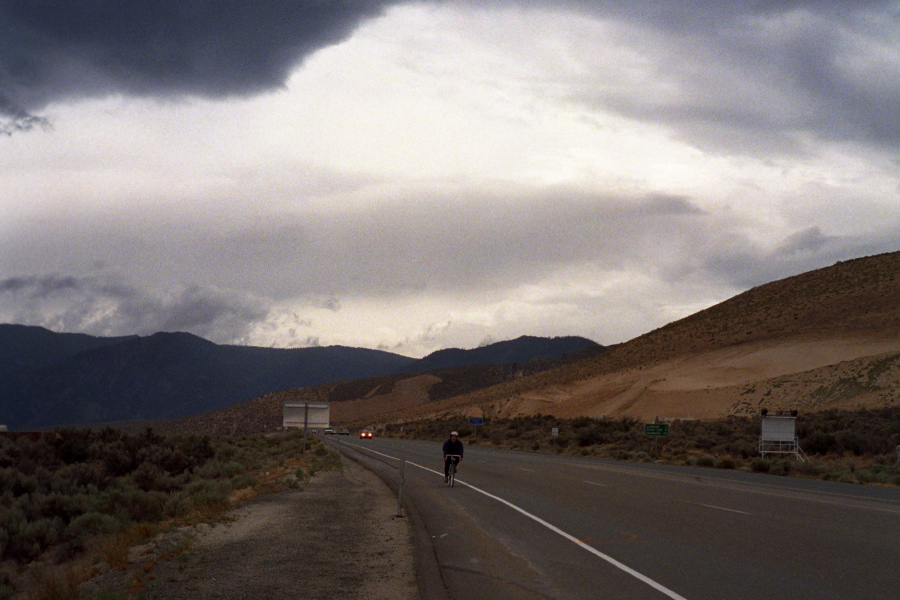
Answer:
xmin=324 ymin=427 xmax=335 ymax=435
xmin=309 ymin=428 xmax=317 ymax=434
xmin=340 ymin=429 xmax=350 ymax=435
xmin=360 ymin=429 xmax=373 ymax=439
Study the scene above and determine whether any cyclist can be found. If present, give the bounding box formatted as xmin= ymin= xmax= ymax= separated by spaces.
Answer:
xmin=443 ymin=431 xmax=464 ymax=482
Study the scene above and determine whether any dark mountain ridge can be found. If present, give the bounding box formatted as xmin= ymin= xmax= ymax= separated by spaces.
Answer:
xmin=402 ymin=335 xmax=599 ymax=374
xmin=0 ymin=325 xmax=599 ymax=430
xmin=0 ymin=327 xmax=414 ymax=429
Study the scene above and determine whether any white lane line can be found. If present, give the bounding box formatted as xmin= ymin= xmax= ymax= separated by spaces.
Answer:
xmin=519 ymin=468 xmax=536 ymax=472
xmin=388 ymin=456 xmax=689 ymax=600
xmin=697 ymin=504 xmax=750 ymax=515
xmin=339 ymin=441 xmax=401 ymax=462
xmin=584 ymin=481 xmax=609 ymax=487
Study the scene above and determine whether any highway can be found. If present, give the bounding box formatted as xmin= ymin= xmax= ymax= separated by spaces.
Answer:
xmin=330 ymin=436 xmax=900 ymax=600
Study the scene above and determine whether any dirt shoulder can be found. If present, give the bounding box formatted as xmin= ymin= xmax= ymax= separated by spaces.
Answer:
xmin=82 ymin=457 xmax=418 ymax=600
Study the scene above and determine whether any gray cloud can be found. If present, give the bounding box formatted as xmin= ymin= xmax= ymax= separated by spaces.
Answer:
xmin=548 ymin=0 xmax=900 ymax=153
xmin=0 ymin=274 xmax=271 ymax=344
xmin=4 ymin=187 xmax=894 ymax=305
xmin=0 ymin=0 xmax=396 ymax=129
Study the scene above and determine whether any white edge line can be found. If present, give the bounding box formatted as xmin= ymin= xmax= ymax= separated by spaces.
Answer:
xmin=584 ymin=481 xmax=609 ymax=487
xmin=370 ymin=453 xmax=690 ymax=600
xmin=698 ymin=504 xmax=751 ymax=515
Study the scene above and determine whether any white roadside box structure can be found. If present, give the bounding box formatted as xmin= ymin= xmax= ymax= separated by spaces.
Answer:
xmin=283 ymin=402 xmax=330 ymax=430
xmin=759 ymin=414 xmax=807 ymax=461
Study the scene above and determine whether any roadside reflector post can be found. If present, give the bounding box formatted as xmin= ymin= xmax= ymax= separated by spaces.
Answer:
xmin=397 ymin=458 xmax=406 ymax=517
xmin=301 ymin=402 xmax=309 ymax=455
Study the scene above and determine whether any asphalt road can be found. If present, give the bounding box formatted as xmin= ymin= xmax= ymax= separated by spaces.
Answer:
xmin=331 ymin=436 xmax=900 ymax=600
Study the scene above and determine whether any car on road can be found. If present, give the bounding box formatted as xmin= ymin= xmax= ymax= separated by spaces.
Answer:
xmin=324 ymin=427 xmax=335 ymax=435
xmin=359 ymin=429 xmax=373 ymax=439
xmin=339 ymin=429 xmax=350 ymax=435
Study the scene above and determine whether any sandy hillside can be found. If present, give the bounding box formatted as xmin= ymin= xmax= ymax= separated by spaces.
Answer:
xmin=343 ymin=253 xmax=900 ymax=425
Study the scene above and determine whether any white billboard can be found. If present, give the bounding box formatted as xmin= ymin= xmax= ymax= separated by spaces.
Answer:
xmin=761 ymin=416 xmax=797 ymax=442
xmin=283 ymin=402 xmax=330 ymax=429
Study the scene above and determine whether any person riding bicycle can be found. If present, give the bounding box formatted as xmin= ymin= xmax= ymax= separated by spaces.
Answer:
xmin=443 ymin=431 xmax=464 ymax=482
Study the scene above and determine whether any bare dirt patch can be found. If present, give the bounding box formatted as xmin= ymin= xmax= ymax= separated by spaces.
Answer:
xmin=81 ymin=458 xmax=417 ymax=600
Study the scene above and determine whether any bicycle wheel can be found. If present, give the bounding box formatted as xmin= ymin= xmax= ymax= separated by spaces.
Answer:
xmin=448 ymin=464 xmax=455 ymax=487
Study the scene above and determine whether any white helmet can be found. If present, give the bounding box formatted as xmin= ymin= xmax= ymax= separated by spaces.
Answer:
xmin=450 ymin=431 xmax=459 ymax=436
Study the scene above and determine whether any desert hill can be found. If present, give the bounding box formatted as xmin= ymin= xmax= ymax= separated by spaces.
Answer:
xmin=374 ymin=251 xmax=900 ymax=424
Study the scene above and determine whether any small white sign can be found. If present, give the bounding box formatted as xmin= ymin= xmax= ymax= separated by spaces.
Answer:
xmin=551 ymin=427 xmax=559 ymax=437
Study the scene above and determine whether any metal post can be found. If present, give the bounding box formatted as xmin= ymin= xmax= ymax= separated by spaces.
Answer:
xmin=397 ymin=458 xmax=406 ymax=517
xmin=302 ymin=402 xmax=309 ymax=455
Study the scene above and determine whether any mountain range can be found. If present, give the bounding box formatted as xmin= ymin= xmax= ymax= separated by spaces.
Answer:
xmin=0 ymin=326 xmax=598 ymax=430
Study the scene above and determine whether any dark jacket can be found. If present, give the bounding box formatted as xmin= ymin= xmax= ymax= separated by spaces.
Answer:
xmin=442 ymin=438 xmax=464 ymax=458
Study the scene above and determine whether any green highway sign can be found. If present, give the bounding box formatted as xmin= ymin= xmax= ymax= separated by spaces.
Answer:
xmin=644 ymin=423 xmax=669 ymax=436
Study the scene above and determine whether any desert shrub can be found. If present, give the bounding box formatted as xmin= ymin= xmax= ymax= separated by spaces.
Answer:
xmin=130 ymin=462 xmax=167 ymax=492
xmin=717 ymin=457 xmax=737 ymax=469
xmin=230 ymin=474 xmax=258 ymax=490
xmin=696 ymin=455 xmax=715 ymax=468
xmin=90 ymin=488 xmax=168 ymax=525
xmin=32 ymin=492 xmax=90 ymax=523
xmin=571 ymin=416 xmax=594 ymax=429
xmin=53 ymin=462 xmax=109 ymax=492
xmin=769 ymin=460 xmax=791 ymax=476
xmin=790 ymin=460 xmax=824 ymax=477
xmin=0 ymin=428 xmax=343 ymax=572
xmin=835 ymin=431 xmax=874 ymax=456
xmin=27 ymin=566 xmax=82 ymax=600
xmin=751 ymin=458 xmax=770 ymax=472
xmin=177 ymin=435 xmax=215 ymax=463
xmin=723 ymin=439 xmax=758 ymax=459
xmin=99 ymin=533 xmax=131 ymax=570
xmin=551 ymin=435 xmax=571 ymax=449
xmin=65 ymin=512 xmax=120 ymax=542
xmin=308 ymin=450 xmax=342 ymax=475
xmin=6 ymin=517 xmax=62 ymax=562
xmin=576 ymin=426 xmax=613 ymax=447
xmin=193 ymin=460 xmax=245 ymax=480
xmin=96 ymin=442 xmax=137 ymax=478
xmin=803 ymin=432 xmax=839 ymax=455
xmin=693 ymin=436 xmax=717 ymax=451
xmin=189 ymin=490 xmax=230 ymax=518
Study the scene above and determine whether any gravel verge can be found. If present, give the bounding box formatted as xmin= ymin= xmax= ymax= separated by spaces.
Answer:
xmin=81 ymin=457 xmax=417 ymax=599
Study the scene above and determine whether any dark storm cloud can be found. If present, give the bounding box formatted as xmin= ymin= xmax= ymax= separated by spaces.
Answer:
xmin=0 ymin=274 xmax=81 ymax=294
xmin=0 ymin=0 xmax=396 ymax=128
xmin=0 ymin=274 xmax=270 ymax=344
xmin=548 ymin=0 xmax=900 ymax=151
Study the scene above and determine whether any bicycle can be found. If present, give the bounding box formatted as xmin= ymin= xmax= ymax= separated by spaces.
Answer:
xmin=444 ymin=454 xmax=461 ymax=487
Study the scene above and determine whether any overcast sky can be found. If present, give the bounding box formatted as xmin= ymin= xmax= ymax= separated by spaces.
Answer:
xmin=1 ymin=0 xmax=898 ymax=357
